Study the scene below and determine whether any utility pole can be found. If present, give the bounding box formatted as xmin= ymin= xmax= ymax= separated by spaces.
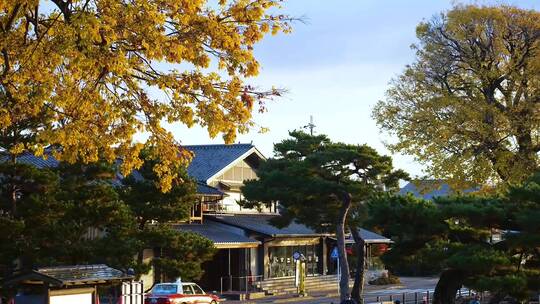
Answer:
xmin=304 ymin=115 xmax=316 ymax=135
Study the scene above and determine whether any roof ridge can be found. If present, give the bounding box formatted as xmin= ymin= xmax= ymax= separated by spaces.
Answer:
xmin=184 ymin=143 xmax=254 ymax=148
xmin=38 ymin=264 xmax=109 ymax=270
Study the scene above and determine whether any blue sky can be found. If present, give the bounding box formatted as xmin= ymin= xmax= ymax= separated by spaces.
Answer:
xmin=169 ymin=0 xmax=540 ymax=178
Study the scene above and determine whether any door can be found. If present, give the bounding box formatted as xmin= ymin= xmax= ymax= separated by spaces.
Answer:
xmin=180 ymin=285 xmax=195 ymax=304
xmin=306 ymin=245 xmax=318 ymax=276
xmin=192 ymin=284 xmax=212 ymax=304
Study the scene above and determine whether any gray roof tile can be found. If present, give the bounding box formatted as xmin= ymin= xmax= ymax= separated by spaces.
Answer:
xmin=0 ymin=151 xmax=230 ymax=196
xmin=185 ymin=144 xmax=255 ymax=182
xmin=36 ymin=264 xmax=131 ymax=283
xmin=174 ymin=221 xmax=259 ymax=247
xmin=207 ymin=214 xmax=323 ymax=237
xmin=196 ymin=182 xmax=226 ymax=197
xmin=0 ymin=152 xmax=58 ymax=169
xmin=207 ymin=214 xmax=391 ymax=243
xmin=3 ymin=264 xmax=132 ymax=287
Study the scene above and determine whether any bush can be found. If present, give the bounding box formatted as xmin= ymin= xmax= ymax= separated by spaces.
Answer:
xmin=368 ymin=274 xmax=401 ymax=285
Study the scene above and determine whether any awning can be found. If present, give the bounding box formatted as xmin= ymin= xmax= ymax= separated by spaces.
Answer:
xmin=174 ymin=221 xmax=260 ymax=249
xmin=218 ymin=181 xmax=244 ymax=191
xmin=207 ymin=214 xmax=326 ymax=238
xmin=196 ymin=182 xmax=226 ymax=198
xmin=328 ymin=228 xmax=393 ymax=245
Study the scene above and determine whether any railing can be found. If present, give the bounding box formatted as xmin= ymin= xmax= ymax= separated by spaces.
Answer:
xmin=120 ymin=281 xmax=144 ymax=304
xmin=364 ymin=288 xmax=483 ymax=304
xmin=219 ymin=275 xmax=263 ymax=293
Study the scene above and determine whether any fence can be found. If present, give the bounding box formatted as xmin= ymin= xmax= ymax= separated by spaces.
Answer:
xmin=364 ymin=288 xmax=478 ymax=304
xmin=219 ymin=275 xmax=263 ymax=293
xmin=120 ymin=281 xmax=144 ymax=304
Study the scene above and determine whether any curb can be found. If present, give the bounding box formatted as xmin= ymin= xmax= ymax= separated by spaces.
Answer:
xmin=273 ymin=295 xmax=316 ymax=303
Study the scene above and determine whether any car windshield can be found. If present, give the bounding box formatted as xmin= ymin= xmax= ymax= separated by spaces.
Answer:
xmin=152 ymin=284 xmax=178 ymax=295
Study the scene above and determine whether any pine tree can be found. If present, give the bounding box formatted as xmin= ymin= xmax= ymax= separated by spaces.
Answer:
xmin=242 ymin=131 xmax=407 ymax=302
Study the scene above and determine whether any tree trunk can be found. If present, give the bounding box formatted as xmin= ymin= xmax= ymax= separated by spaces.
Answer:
xmin=349 ymin=225 xmax=366 ymax=304
xmin=432 ymin=269 xmax=464 ymax=304
xmin=336 ymin=192 xmax=352 ymax=302
xmin=136 ymin=220 xmax=147 ymax=274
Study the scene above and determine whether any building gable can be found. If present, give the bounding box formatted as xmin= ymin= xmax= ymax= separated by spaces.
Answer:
xmin=213 ymin=159 xmax=258 ymax=186
xmin=185 ymin=144 xmax=264 ymax=184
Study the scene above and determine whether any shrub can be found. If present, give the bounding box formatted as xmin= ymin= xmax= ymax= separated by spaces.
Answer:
xmin=368 ymin=275 xmax=401 ymax=285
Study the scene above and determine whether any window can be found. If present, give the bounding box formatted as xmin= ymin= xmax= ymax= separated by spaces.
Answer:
xmin=192 ymin=285 xmax=205 ymax=295
xmin=182 ymin=285 xmax=194 ymax=295
xmin=152 ymin=284 xmax=177 ymax=295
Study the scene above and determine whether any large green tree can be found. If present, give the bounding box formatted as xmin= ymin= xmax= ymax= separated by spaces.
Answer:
xmin=368 ymin=173 xmax=540 ymax=304
xmin=0 ymin=160 xmax=138 ymax=276
xmin=373 ymin=5 xmax=540 ymax=187
xmin=241 ymin=131 xmax=406 ymax=303
xmin=144 ymin=226 xmax=216 ymax=282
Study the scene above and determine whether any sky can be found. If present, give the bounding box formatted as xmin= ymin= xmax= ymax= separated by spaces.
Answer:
xmin=168 ymin=0 xmax=540 ymax=178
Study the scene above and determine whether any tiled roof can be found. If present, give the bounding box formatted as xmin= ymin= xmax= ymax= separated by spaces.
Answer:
xmin=341 ymin=228 xmax=392 ymax=244
xmin=3 ymin=264 xmax=132 ymax=287
xmin=185 ymin=144 xmax=256 ymax=182
xmin=207 ymin=214 xmax=391 ymax=243
xmin=196 ymin=182 xmax=226 ymax=197
xmin=37 ymin=264 xmax=131 ymax=284
xmin=174 ymin=221 xmax=260 ymax=248
xmin=207 ymin=214 xmax=323 ymax=237
xmin=357 ymin=228 xmax=390 ymax=242
xmin=399 ymin=180 xmax=478 ymax=200
xmin=0 ymin=151 xmax=58 ymax=169
xmin=0 ymin=151 xmax=229 ymax=197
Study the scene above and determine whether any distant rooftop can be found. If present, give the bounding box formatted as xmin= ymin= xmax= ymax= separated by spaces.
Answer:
xmin=399 ymin=180 xmax=478 ymax=200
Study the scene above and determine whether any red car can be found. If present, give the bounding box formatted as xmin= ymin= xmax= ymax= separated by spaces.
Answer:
xmin=145 ymin=281 xmax=220 ymax=304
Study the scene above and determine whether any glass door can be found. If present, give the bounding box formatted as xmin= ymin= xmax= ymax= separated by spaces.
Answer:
xmin=306 ymin=245 xmax=318 ymax=276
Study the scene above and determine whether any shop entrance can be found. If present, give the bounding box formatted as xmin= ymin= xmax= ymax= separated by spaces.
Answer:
xmin=268 ymin=245 xmax=319 ymax=278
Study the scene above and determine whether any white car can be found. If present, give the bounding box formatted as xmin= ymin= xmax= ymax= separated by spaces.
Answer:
xmin=145 ymin=281 xmax=220 ymax=304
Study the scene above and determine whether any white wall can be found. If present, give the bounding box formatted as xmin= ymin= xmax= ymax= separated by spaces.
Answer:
xmin=220 ymin=191 xmax=273 ymax=213
xmin=50 ymin=293 xmax=92 ymax=304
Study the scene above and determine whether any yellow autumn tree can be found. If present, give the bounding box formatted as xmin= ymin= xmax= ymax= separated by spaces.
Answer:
xmin=0 ymin=0 xmax=291 ymax=190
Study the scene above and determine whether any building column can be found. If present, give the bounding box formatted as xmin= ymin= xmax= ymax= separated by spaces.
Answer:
xmin=228 ymin=248 xmax=232 ymax=291
xmin=320 ymin=237 xmax=328 ymax=275
xmin=263 ymin=242 xmax=270 ymax=279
